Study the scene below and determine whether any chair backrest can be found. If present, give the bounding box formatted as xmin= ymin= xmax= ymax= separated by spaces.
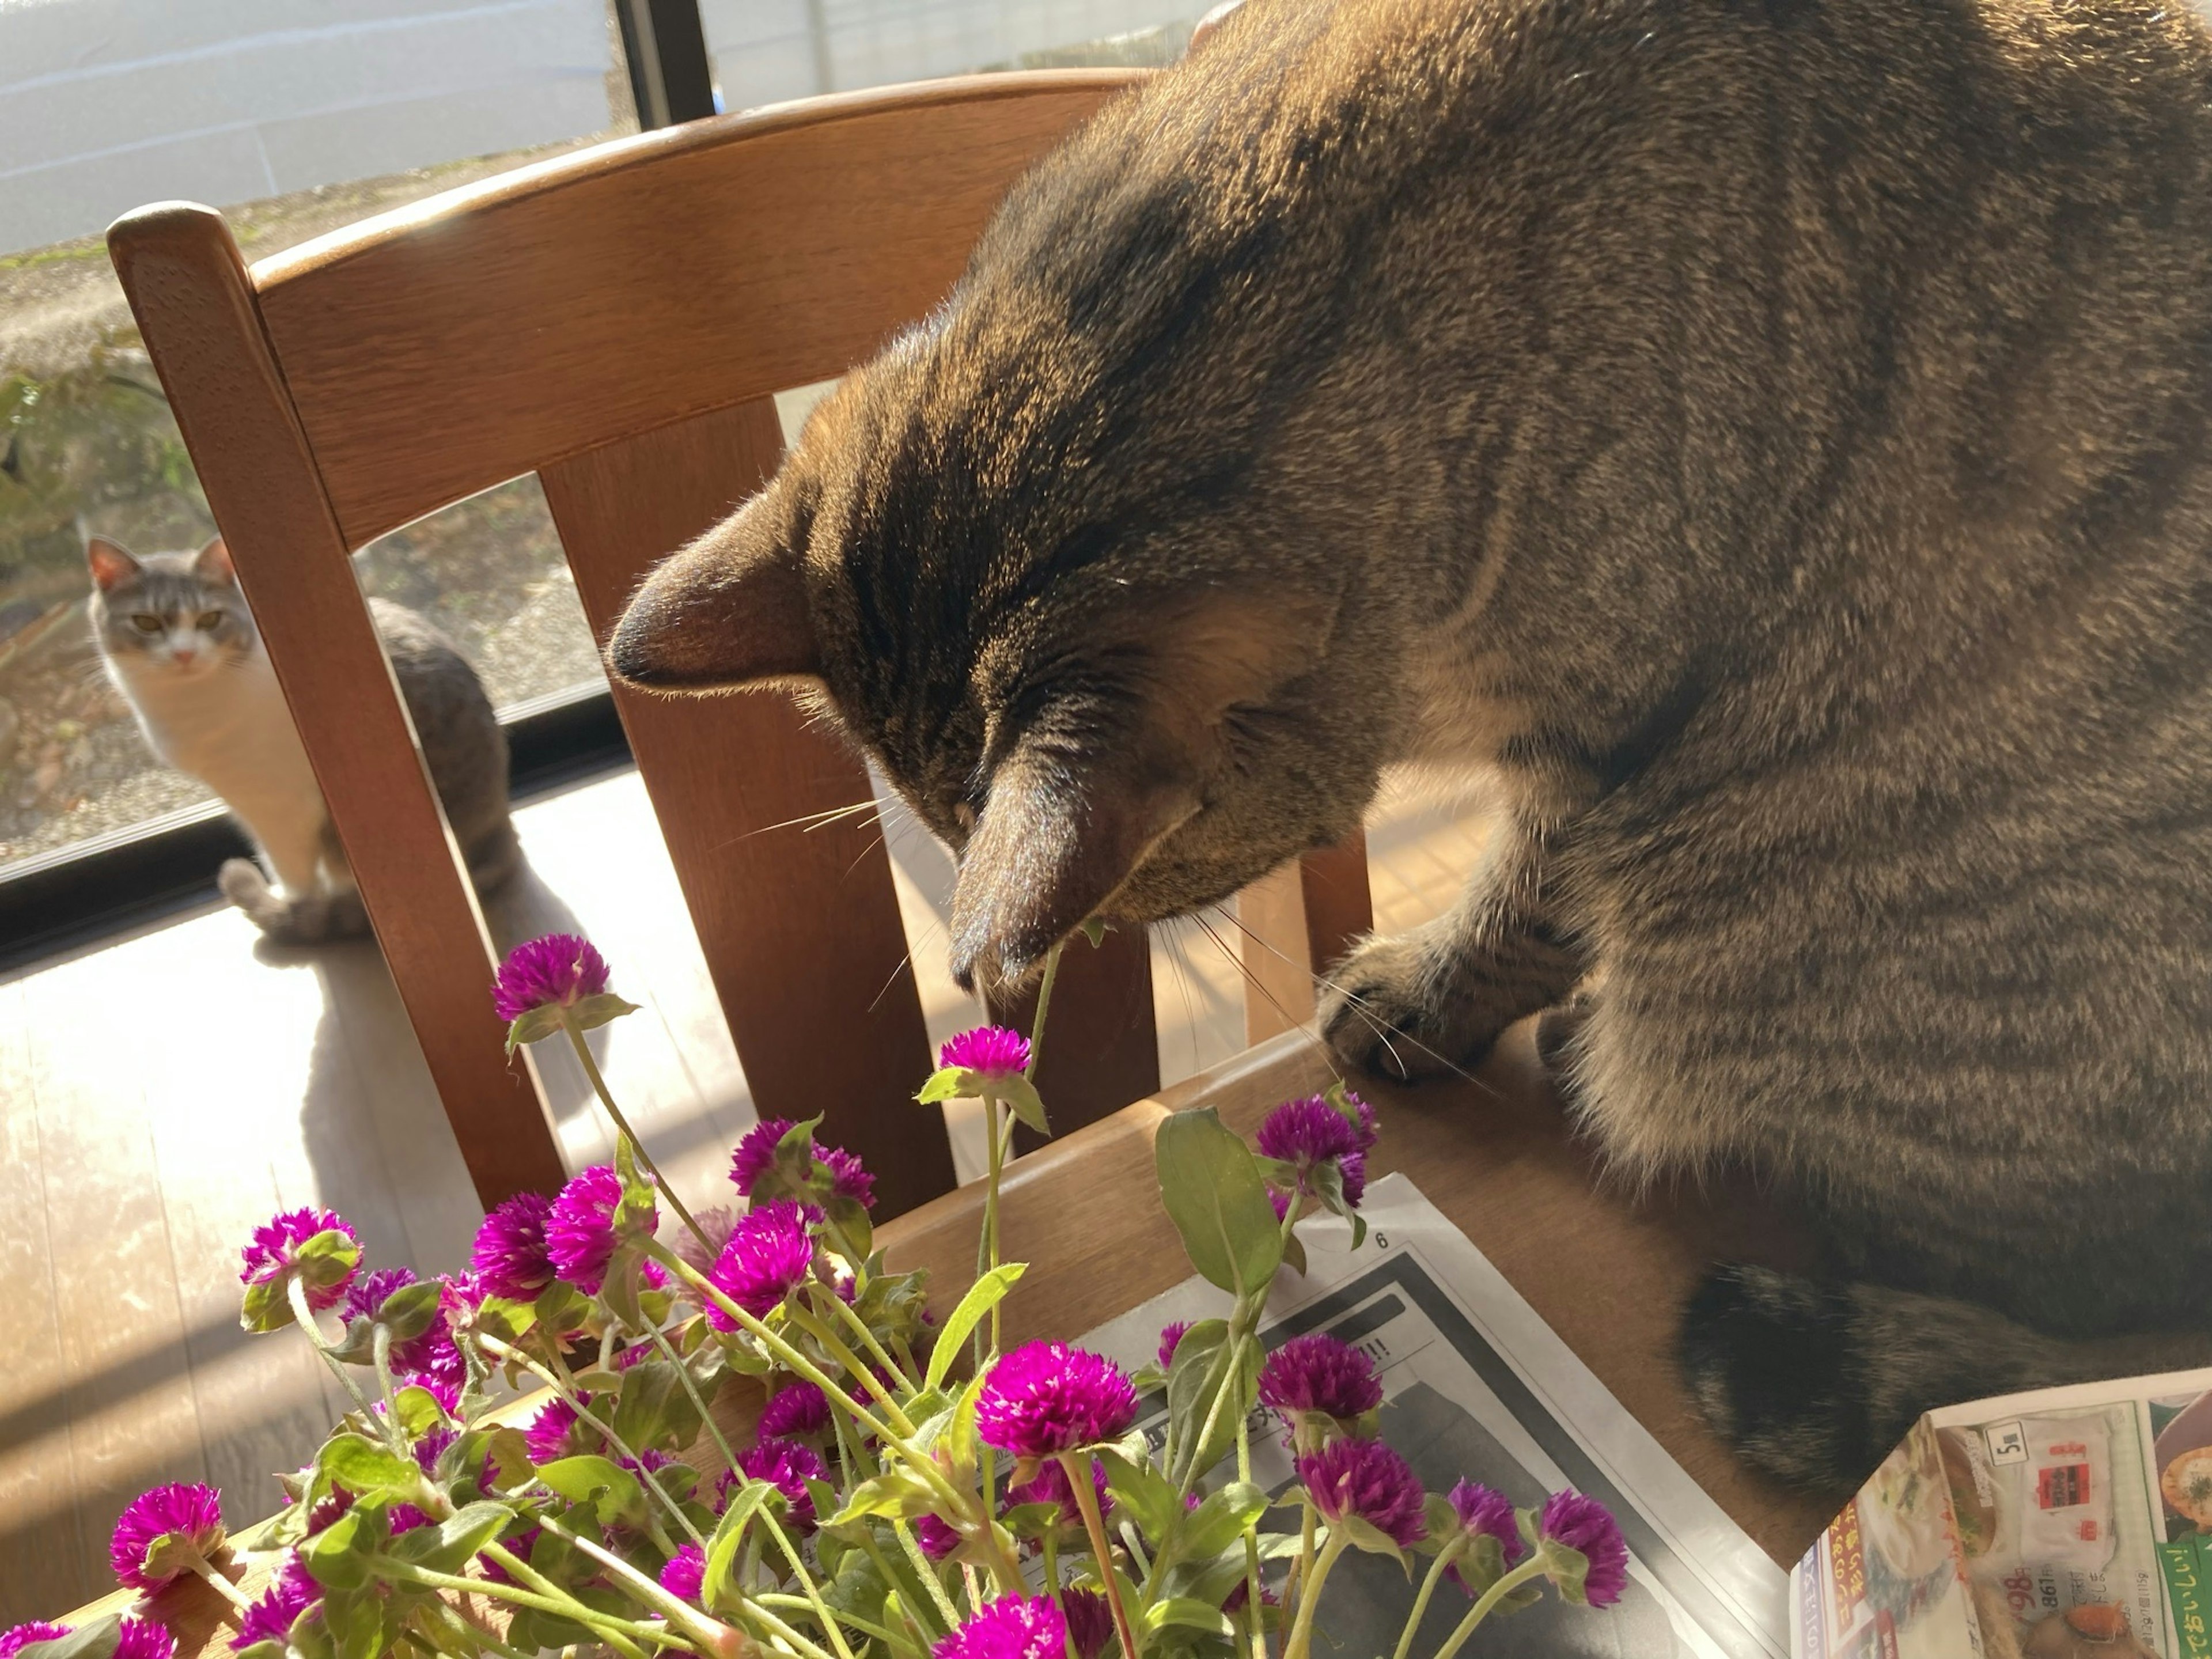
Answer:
xmin=108 ymin=72 xmax=1371 ymax=1219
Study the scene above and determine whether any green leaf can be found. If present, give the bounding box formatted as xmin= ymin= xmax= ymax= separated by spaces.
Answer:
xmin=613 ymin=1358 xmax=701 ymax=1453
xmin=995 ymin=1073 xmax=1050 ymax=1137
xmin=1079 ymin=918 xmax=1108 ymax=948
xmin=1418 ymin=1493 xmax=1460 ymax=1555
xmin=1154 ymin=1110 xmax=1282 ymax=1297
xmin=1337 ymin=1513 xmax=1412 ymax=1569
xmin=292 ymin=1228 xmax=361 ymax=1292
xmin=567 ymin=992 xmax=641 ymax=1033
xmin=1097 ymin=1448 xmax=1180 ymax=1546
xmin=321 ymin=1584 xmax=384 ymax=1659
xmin=942 ymin=1368 xmax=988 ymax=1477
xmin=1163 ymin=1319 xmax=1256 ymax=1487
xmin=925 ymin=1264 xmax=1027 ymax=1389
xmin=914 ymin=1067 xmax=966 ymax=1104
xmin=597 ymin=1239 xmax=648 ymax=1330
xmin=319 ymin=1434 xmax=422 ymax=1501
xmin=825 ymin=1465 xmax=941 ymax=1527
xmin=373 ymin=1280 xmax=444 ymax=1342
xmin=704 ymin=1482 xmax=770 ymax=1611
xmin=1146 ymin=1599 xmax=1233 ymax=1638
xmin=226 ymin=1645 xmax=284 ymax=1659
xmin=300 ymin=1508 xmax=374 ymax=1590
xmin=537 ymin=1455 xmax=647 ymax=1531
xmin=1281 ymin=1231 xmax=1308 ymax=1277
xmin=614 ymin=1136 xmax=657 ymax=1221
xmin=391 ymin=1384 xmax=450 ymax=1440
xmin=534 ymin=1282 xmax=589 ymax=1338
xmin=1181 ymin=1482 xmax=1269 ymax=1561
xmin=480 ymin=1426 xmax=534 ymax=1493
xmin=505 ymin=1005 xmax=565 ymax=1053
xmin=390 ymin=1500 xmax=514 ymax=1575
xmin=18 ymin=1617 xmax=122 ymax=1659
xmin=241 ymin=1274 xmax=294 ymax=1333
xmin=1540 ymin=1536 xmax=1594 ymax=1604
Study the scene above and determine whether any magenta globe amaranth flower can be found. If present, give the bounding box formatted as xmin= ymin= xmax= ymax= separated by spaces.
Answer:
xmin=524 ymin=1396 xmax=594 ymax=1464
xmin=938 ymin=1026 xmax=1032 ymax=1079
xmin=472 ymin=1191 xmax=558 ymax=1300
xmin=1005 ymin=1456 xmax=1108 ymax=1531
xmin=757 ymin=1381 xmax=831 ymax=1441
xmin=493 ymin=933 xmax=610 ymax=1022
xmin=233 ymin=1555 xmax=320 ymax=1650
xmin=976 ymin=1342 xmax=1139 ymax=1459
xmin=340 ymin=1267 xmax=460 ymax=1383
xmin=914 ymin=1513 xmax=962 ymax=1560
xmin=733 ymin=1435 xmax=828 ymax=1528
xmin=729 ymin=1118 xmax=797 ymax=1196
xmin=1258 ymin=1332 xmax=1382 ymax=1430
xmin=705 ymin=1200 xmax=818 ymax=1327
xmin=1295 ymin=1437 xmax=1426 ymax=1549
xmin=1157 ymin=1321 xmax=1191 ymax=1369
xmin=932 ymin=1594 xmax=1067 ymax=1659
xmin=1062 ymin=1589 xmax=1115 ymax=1659
xmin=1539 ymin=1491 xmax=1629 ymax=1607
xmin=110 ymin=1480 xmax=226 ymax=1590
xmin=547 ymin=1164 xmax=651 ymax=1295
xmin=819 ymin=1146 xmax=876 ymax=1210
xmin=1444 ymin=1480 xmax=1525 ymax=1593
xmin=660 ymin=1542 xmax=706 ymax=1604
xmin=238 ymin=1206 xmax=359 ymax=1312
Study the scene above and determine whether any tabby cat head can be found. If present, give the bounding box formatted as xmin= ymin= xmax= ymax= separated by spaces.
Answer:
xmin=88 ymin=535 xmax=257 ymax=679
xmin=608 ymin=338 xmax=1397 ymax=993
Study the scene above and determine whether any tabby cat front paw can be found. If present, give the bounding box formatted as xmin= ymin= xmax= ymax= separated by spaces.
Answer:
xmin=1318 ymin=928 xmax=1564 ymax=1081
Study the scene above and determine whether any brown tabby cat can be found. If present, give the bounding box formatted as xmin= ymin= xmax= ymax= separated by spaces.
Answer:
xmin=609 ymin=0 xmax=2212 ymax=1490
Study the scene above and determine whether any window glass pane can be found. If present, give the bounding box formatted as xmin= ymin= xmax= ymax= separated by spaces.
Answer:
xmin=0 ymin=1 xmax=638 ymax=871
xmin=700 ymin=0 xmax=1192 ymax=111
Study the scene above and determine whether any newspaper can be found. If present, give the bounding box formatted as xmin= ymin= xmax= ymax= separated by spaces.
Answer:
xmin=1077 ymin=1172 xmax=1793 ymax=1659
xmin=1791 ymin=1365 xmax=2212 ymax=1658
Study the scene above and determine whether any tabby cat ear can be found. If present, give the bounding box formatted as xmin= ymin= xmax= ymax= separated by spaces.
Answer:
xmin=86 ymin=537 xmax=141 ymax=592
xmin=607 ymin=495 xmax=821 ymax=692
xmin=948 ymin=748 xmax=1198 ymax=993
xmin=194 ymin=536 xmax=235 ymax=584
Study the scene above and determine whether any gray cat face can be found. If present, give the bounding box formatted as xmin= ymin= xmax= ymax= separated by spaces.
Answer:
xmin=88 ymin=536 xmax=258 ymax=679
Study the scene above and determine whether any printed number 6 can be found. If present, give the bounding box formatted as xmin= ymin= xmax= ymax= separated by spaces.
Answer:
xmin=1373 ymin=1232 xmax=1389 ymax=1249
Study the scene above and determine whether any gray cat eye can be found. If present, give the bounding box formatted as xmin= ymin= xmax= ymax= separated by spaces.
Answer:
xmin=196 ymin=612 xmax=224 ymax=630
xmin=130 ymin=615 xmax=164 ymax=633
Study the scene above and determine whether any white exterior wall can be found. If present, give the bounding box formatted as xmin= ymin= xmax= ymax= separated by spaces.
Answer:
xmin=698 ymin=0 xmax=1190 ymax=111
xmin=0 ymin=0 xmax=611 ymax=256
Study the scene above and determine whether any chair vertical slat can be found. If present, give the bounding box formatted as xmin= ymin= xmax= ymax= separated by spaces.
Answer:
xmin=991 ymin=925 xmax=1159 ymax=1155
xmin=1238 ymin=832 xmax=1376 ymax=1047
xmin=537 ymin=400 xmax=954 ymax=1216
xmin=107 ymin=203 xmax=566 ymax=1210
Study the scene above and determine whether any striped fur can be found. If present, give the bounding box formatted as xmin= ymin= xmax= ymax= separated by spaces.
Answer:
xmin=612 ymin=0 xmax=2212 ymax=1488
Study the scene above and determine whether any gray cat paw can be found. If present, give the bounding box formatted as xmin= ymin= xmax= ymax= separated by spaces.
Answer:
xmin=1316 ymin=933 xmax=1520 ymax=1081
xmin=218 ymin=856 xmax=272 ymax=907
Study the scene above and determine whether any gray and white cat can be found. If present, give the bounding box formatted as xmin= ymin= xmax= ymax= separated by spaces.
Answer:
xmin=89 ymin=534 xmax=518 ymax=942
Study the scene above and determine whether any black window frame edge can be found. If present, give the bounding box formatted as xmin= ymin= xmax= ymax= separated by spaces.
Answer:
xmin=0 ymin=684 xmax=632 ymax=976
xmin=0 ymin=1 xmax=713 ymax=976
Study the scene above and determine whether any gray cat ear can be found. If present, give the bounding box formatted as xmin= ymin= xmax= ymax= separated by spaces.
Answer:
xmin=607 ymin=497 xmax=821 ymax=692
xmin=948 ymin=749 xmax=1199 ymax=994
xmin=194 ymin=536 xmax=235 ymax=584
xmin=86 ymin=537 xmax=140 ymax=591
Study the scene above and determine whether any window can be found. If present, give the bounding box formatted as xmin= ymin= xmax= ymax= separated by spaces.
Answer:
xmin=0 ymin=1 xmax=641 ymax=908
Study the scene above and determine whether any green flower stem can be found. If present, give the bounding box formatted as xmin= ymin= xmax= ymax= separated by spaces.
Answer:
xmin=372 ymin=1322 xmax=406 ymax=1434
xmin=421 ymin=1594 xmax=541 ymax=1659
xmin=1427 ymin=1557 xmax=1548 ymax=1659
xmin=979 ymin=1089 xmax=1007 ymax=1365
xmin=1178 ymin=1301 xmax=1258 ymax=1499
xmin=285 ymin=1275 xmax=387 ymax=1436
xmin=1060 ymin=1452 xmax=1140 ymax=1659
xmin=1389 ymin=1543 xmax=1467 ymax=1659
xmin=559 ymin=1011 xmax=709 ymax=1251
xmin=731 ymin=1597 xmax=840 ymax=1659
xmin=478 ymin=1332 xmax=703 ymax=1551
xmin=535 ymin=1513 xmax=735 ymax=1650
xmin=1024 ymin=942 xmax=1066 ymax=1081
xmin=644 ymin=1319 xmax=741 ymax=1476
xmin=757 ymin=1508 xmax=855 ymax=1659
xmin=892 ymin=1518 xmax=964 ymax=1635
xmin=815 ymin=1287 xmax=908 ymax=1396
xmin=785 ymin=1305 xmax=918 ymax=1438
xmin=1281 ymin=1532 xmax=1351 ymax=1659
xmin=182 ymin=1552 xmax=254 ymax=1616
xmin=854 ymin=1532 xmax=942 ymax=1641
xmin=1233 ymin=1356 xmax=1265 ymax=1659
xmin=757 ymin=1595 xmax=906 ymax=1652
xmin=376 ymin=1558 xmax=654 ymax=1659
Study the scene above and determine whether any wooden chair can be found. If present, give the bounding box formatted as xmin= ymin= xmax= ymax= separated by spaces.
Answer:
xmin=107 ymin=72 xmax=1374 ymax=1221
